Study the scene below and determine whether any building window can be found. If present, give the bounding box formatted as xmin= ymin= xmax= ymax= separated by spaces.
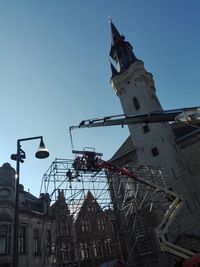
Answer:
xmin=92 ymin=241 xmax=98 ymax=257
xmin=60 ymin=242 xmax=71 ymax=261
xmin=80 ymin=242 xmax=90 ymax=260
xmin=151 ymin=147 xmax=159 ymax=157
xmin=0 ymin=225 xmax=10 ymax=255
xmin=104 ymin=239 xmax=113 ymax=255
xmin=92 ymin=240 xmax=103 ymax=258
xmin=96 ymin=240 xmax=103 ymax=258
xmin=19 ymin=227 xmax=26 ymax=254
xmin=81 ymin=219 xmax=90 ymax=232
xmin=133 ymin=97 xmax=140 ymax=110
xmin=98 ymin=218 xmax=106 ymax=231
xmin=61 ymin=221 xmax=70 ymax=236
xmin=142 ymin=124 xmax=150 ymax=133
xmin=87 ymin=206 xmax=95 ymax=212
xmin=0 ymin=188 xmax=11 ymax=197
xmin=46 ymin=230 xmax=52 ymax=255
xmin=33 ymin=229 xmax=39 ymax=254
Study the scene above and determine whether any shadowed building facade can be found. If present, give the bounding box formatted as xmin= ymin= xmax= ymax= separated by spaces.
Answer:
xmin=0 ymin=163 xmax=123 ymax=267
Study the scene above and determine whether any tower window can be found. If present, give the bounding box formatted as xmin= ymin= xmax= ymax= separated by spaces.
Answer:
xmin=151 ymin=147 xmax=159 ymax=157
xmin=142 ymin=125 xmax=150 ymax=133
xmin=133 ymin=97 xmax=140 ymax=110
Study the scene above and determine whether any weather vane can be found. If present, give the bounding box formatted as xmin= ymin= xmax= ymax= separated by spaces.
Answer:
xmin=108 ymin=15 xmax=112 ymax=23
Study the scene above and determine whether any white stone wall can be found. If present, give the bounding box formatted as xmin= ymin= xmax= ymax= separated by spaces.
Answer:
xmin=111 ymin=60 xmax=197 ymax=217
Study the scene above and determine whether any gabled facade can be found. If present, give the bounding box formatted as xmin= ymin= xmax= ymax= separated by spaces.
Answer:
xmin=75 ymin=191 xmax=123 ymax=267
xmin=48 ymin=190 xmax=76 ymax=266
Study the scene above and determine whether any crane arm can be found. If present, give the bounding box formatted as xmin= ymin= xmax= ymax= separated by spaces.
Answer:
xmin=69 ymin=107 xmax=200 ymax=131
xmin=72 ymin=152 xmax=196 ymax=261
xmin=72 ymin=150 xmax=196 ymax=260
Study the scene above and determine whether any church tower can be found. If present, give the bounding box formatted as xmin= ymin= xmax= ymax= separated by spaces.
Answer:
xmin=109 ymin=20 xmax=197 ymax=213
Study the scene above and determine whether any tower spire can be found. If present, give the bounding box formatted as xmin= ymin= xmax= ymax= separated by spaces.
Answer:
xmin=109 ymin=20 xmax=138 ymax=75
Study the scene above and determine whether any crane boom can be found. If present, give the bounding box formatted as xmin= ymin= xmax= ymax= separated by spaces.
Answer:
xmin=69 ymin=104 xmax=200 ymax=265
xmin=69 ymin=107 xmax=200 ymax=131
xmin=71 ymin=150 xmax=196 ymax=260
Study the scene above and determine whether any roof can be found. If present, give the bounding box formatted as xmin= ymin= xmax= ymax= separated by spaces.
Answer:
xmin=171 ymin=122 xmax=200 ymax=140
xmin=110 ymin=122 xmax=200 ymax=162
xmin=109 ymin=136 xmax=136 ymax=162
xmin=75 ymin=190 xmax=103 ymax=222
xmin=24 ymin=191 xmax=43 ymax=212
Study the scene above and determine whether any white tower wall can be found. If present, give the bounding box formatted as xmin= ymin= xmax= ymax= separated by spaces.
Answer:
xmin=111 ymin=60 xmax=196 ymax=214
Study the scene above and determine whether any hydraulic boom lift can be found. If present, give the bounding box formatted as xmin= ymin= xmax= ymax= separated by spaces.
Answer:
xmin=69 ymin=107 xmax=200 ymax=131
xmin=69 ymin=106 xmax=200 ymax=266
xmin=72 ymin=150 xmax=195 ymax=261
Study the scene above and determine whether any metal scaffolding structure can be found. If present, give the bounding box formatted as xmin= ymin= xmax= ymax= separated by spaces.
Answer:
xmin=107 ymin=163 xmax=173 ymax=266
xmin=40 ymin=157 xmax=113 ymax=218
xmin=39 ymin=154 xmax=178 ymax=266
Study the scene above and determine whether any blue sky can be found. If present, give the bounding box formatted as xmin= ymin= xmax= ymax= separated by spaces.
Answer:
xmin=0 ymin=0 xmax=199 ymax=196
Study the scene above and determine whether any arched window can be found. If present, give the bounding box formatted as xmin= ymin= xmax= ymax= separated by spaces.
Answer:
xmin=133 ymin=97 xmax=140 ymax=110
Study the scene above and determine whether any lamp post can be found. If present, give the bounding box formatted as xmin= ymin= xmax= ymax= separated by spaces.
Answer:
xmin=11 ymin=136 xmax=49 ymax=267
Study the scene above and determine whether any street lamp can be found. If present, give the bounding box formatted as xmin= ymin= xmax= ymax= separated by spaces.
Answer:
xmin=11 ymin=136 xmax=49 ymax=267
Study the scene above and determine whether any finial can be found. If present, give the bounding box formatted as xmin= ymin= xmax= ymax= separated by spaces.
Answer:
xmin=108 ymin=15 xmax=112 ymax=23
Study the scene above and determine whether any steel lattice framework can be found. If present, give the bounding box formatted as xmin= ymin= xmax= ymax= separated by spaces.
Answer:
xmin=40 ymin=156 xmax=175 ymax=266
xmin=40 ymin=158 xmax=113 ymax=220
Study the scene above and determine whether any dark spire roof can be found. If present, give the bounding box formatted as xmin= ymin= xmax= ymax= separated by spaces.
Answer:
xmin=109 ymin=20 xmax=138 ymax=76
xmin=110 ymin=19 xmax=122 ymax=46
xmin=110 ymin=61 xmax=119 ymax=77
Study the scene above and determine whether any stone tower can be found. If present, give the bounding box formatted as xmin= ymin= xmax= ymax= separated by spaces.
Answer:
xmin=109 ymin=20 xmax=199 ymax=230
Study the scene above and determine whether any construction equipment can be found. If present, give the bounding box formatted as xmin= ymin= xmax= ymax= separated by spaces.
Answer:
xmin=71 ymin=150 xmax=197 ymax=262
xmin=68 ymin=107 xmax=200 ymax=266
xmin=69 ymin=107 xmax=200 ymax=132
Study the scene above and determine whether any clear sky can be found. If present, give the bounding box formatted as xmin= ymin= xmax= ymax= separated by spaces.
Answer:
xmin=0 ymin=0 xmax=199 ymax=196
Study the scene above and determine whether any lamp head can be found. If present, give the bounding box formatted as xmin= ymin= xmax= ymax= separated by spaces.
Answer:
xmin=35 ymin=139 xmax=49 ymax=159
